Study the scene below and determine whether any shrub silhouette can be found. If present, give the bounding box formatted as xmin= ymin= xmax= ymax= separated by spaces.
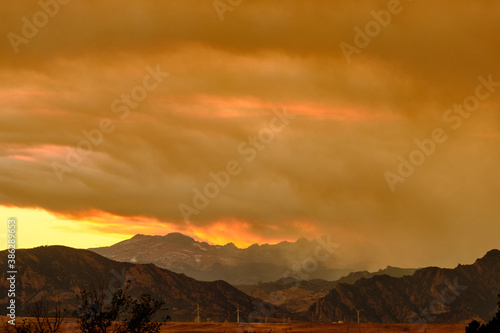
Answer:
xmin=74 ymin=282 xmax=165 ymax=333
xmin=114 ymin=294 xmax=164 ymax=333
xmin=1 ymin=298 xmax=66 ymax=333
xmin=466 ymin=294 xmax=500 ymax=333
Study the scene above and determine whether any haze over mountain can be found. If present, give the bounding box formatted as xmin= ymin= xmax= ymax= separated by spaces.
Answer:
xmin=0 ymin=246 xmax=288 ymax=322
xmin=2 ymin=243 xmax=497 ymax=325
xmin=237 ymin=266 xmax=417 ymax=313
xmin=90 ymin=233 xmax=353 ymax=285
xmin=307 ymin=249 xmax=500 ymax=324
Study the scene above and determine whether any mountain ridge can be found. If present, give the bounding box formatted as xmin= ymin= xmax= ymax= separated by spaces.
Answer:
xmin=0 ymin=245 xmax=288 ymax=322
xmin=89 ymin=233 xmax=350 ymax=285
xmin=306 ymin=249 xmax=500 ymax=324
xmin=236 ymin=266 xmax=417 ymax=313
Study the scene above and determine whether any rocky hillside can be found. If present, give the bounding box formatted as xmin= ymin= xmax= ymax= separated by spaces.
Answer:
xmin=0 ymin=246 xmax=288 ymax=322
xmin=236 ymin=266 xmax=416 ymax=313
xmin=307 ymin=249 xmax=500 ymax=324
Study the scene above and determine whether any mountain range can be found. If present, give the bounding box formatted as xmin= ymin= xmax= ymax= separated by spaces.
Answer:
xmin=2 ymin=235 xmax=498 ymax=325
xmin=90 ymin=233 xmax=352 ymax=285
xmin=306 ymin=249 xmax=500 ymax=324
xmin=236 ymin=266 xmax=417 ymax=313
xmin=0 ymin=246 xmax=288 ymax=322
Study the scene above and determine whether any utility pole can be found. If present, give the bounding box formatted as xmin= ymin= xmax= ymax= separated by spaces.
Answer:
xmin=356 ymin=309 xmax=362 ymax=324
xmin=355 ymin=309 xmax=362 ymax=333
xmin=235 ymin=304 xmax=241 ymax=323
xmin=194 ymin=303 xmax=201 ymax=323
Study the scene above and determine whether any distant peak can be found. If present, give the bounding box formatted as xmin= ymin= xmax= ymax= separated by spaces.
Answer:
xmin=379 ymin=265 xmax=394 ymax=271
xmin=296 ymin=236 xmax=310 ymax=243
xmin=165 ymin=232 xmax=183 ymax=237
xmin=164 ymin=233 xmax=195 ymax=242
xmin=485 ymin=249 xmax=500 ymax=256
xmin=478 ymin=249 xmax=500 ymax=262
xmin=132 ymin=234 xmax=147 ymax=239
xmin=224 ymin=242 xmax=238 ymax=249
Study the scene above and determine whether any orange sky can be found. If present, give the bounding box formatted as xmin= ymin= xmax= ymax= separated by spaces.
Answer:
xmin=1 ymin=0 xmax=499 ymax=270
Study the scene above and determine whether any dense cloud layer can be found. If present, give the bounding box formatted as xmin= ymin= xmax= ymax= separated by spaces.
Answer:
xmin=1 ymin=0 xmax=499 ymax=269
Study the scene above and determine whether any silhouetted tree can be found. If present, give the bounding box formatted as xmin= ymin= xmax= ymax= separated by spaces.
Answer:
xmin=1 ymin=297 xmax=66 ymax=333
xmin=466 ymin=294 xmax=500 ymax=333
xmin=76 ymin=287 xmax=126 ymax=333
xmin=74 ymin=282 xmax=165 ymax=333
xmin=115 ymin=294 xmax=165 ymax=333
xmin=31 ymin=298 xmax=67 ymax=333
xmin=467 ymin=320 xmax=482 ymax=333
